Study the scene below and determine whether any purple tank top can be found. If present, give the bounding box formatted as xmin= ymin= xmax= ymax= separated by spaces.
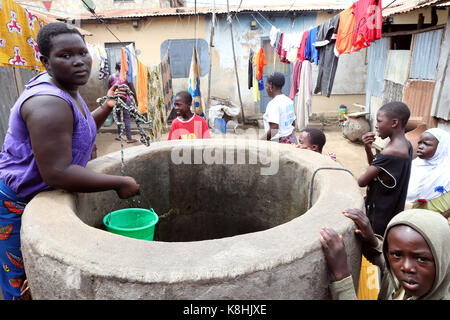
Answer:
xmin=0 ymin=72 xmax=97 ymax=199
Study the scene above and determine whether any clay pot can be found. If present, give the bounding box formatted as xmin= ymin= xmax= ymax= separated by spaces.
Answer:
xmin=342 ymin=113 xmax=371 ymax=142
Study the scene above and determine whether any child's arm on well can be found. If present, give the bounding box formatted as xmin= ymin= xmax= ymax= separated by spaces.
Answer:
xmin=319 ymin=227 xmax=357 ymax=300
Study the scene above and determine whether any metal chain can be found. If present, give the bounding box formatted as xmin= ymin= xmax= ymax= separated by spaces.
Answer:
xmin=97 ymin=84 xmax=153 ymax=175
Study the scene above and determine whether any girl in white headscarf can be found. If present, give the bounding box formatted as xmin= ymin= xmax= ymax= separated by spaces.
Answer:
xmin=406 ymin=128 xmax=450 ymax=221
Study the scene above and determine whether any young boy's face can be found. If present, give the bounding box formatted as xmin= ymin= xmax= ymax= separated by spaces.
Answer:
xmin=387 ymin=225 xmax=435 ymax=298
xmin=298 ymin=131 xmax=319 ymax=152
xmin=265 ymin=81 xmax=273 ymax=98
xmin=375 ymin=110 xmax=396 ymax=139
xmin=417 ymin=132 xmax=439 ymax=160
xmin=174 ymin=96 xmax=192 ymax=119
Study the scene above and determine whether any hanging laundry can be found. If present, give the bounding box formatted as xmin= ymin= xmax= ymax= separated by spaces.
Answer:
xmin=248 ymin=48 xmax=254 ymax=89
xmin=0 ymin=0 xmax=47 ymax=70
xmin=304 ymin=27 xmax=319 ymax=65
xmin=119 ymin=48 xmax=128 ymax=82
xmin=97 ymin=45 xmax=110 ymax=80
xmin=252 ymin=73 xmax=260 ymax=102
xmin=252 ymin=52 xmax=260 ymax=102
xmin=285 ymin=32 xmax=302 ymax=63
xmin=258 ymin=77 xmax=264 ymax=91
xmin=255 ymin=48 xmax=267 ymax=80
xmin=335 ymin=5 xmax=357 ymax=55
xmin=269 ymin=26 xmax=281 ymax=47
xmin=124 ymin=46 xmax=134 ymax=84
xmin=126 ymin=43 xmax=138 ymax=84
xmin=274 ymin=31 xmax=282 ymax=52
xmin=188 ymin=47 xmax=204 ymax=117
xmin=86 ymin=43 xmax=100 ymax=62
xmin=294 ymin=60 xmax=313 ymax=131
xmin=277 ymin=33 xmax=290 ymax=64
xmin=314 ymin=15 xmax=340 ymax=98
xmin=289 ymin=59 xmax=303 ymax=100
xmin=136 ymin=59 xmax=148 ymax=114
xmin=148 ymin=64 xmax=167 ymax=141
xmin=297 ymin=31 xmax=309 ymax=62
xmin=161 ymin=50 xmax=173 ymax=120
xmin=352 ymin=0 xmax=383 ymax=50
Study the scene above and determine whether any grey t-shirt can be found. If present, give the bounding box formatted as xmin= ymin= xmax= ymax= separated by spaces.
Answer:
xmin=314 ymin=14 xmax=340 ymax=97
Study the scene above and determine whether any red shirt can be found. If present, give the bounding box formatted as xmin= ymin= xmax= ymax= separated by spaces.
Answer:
xmin=297 ymin=31 xmax=309 ymax=61
xmin=352 ymin=0 xmax=382 ymax=49
xmin=168 ymin=114 xmax=211 ymax=140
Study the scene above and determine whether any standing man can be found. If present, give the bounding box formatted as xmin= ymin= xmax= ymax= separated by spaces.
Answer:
xmin=262 ymin=72 xmax=297 ymax=144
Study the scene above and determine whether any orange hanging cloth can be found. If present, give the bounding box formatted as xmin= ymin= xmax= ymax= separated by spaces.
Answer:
xmin=119 ymin=47 xmax=128 ymax=82
xmin=335 ymin=5 xmax=357 ymax=55
xmin=255 ymin=48 xmax=267 ymax=80
xmin=136 ymin=59 xmax=149 ymax=114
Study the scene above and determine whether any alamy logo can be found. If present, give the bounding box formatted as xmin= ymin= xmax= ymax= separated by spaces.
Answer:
xmin=170 ymin=128 xmax=280 ymax=176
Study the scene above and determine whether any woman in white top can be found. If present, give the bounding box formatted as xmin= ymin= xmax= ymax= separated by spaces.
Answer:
xmin=262 ymin=72 xmax=298 ymax=144
xmin=406 ymin=128 xmax=450 ymax=222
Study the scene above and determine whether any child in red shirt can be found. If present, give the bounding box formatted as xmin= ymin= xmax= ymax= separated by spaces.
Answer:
xmin=168 ymin=91 xmax=211 ymax=140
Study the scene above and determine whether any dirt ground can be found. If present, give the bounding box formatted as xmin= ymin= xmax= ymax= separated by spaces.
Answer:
xmin=95 ymin=122 xmax=369 ymax=194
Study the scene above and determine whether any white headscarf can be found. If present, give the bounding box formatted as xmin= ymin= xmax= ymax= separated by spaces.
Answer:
xmin=406 ymin=128 xmax=450 ymax=202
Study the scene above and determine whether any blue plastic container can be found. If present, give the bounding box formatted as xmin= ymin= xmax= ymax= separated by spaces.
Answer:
xmin=214 ymin=118 xmax=227 ymax=133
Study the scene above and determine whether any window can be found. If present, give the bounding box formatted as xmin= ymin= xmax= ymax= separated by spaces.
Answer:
xmin=160 ymin=39 xmax=210 ymax=78
xmin=390 ymin=34 xmax=412 ymax=50
xmin=104 ymin=42 xmax=135 ymax=74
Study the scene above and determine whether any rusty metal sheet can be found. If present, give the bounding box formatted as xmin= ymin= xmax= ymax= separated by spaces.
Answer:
xmin=77 ymin=3 xmax=348 ymax=20
xmin=403 ymin=79 xmax=437 ymax=128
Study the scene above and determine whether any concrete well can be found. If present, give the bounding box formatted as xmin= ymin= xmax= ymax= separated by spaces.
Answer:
xmin=21 ymin=139 xmax=364 ymax=299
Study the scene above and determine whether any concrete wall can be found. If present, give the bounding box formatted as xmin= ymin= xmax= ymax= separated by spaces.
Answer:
xmin=389 ymin=6 xmax=449 ymax=25
xmin=81 ymin=15 xmax=208 ymax=110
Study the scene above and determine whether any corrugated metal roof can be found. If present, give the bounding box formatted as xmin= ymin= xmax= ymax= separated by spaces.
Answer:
xmin=26 ymin=8 xmax=93 ymax=35
xmin=76 ymin=3 xmax=348 ymax=20
xmin=382 ymin=0 xmax=450 ymax=17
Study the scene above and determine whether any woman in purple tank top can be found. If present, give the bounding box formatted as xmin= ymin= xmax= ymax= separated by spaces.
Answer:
xmin=0 ymin=23 xmax=140 ymax=300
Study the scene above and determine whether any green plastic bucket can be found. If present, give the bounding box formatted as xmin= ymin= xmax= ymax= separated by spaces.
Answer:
xmin=103 ymin=208 xmax=159 ymax=241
